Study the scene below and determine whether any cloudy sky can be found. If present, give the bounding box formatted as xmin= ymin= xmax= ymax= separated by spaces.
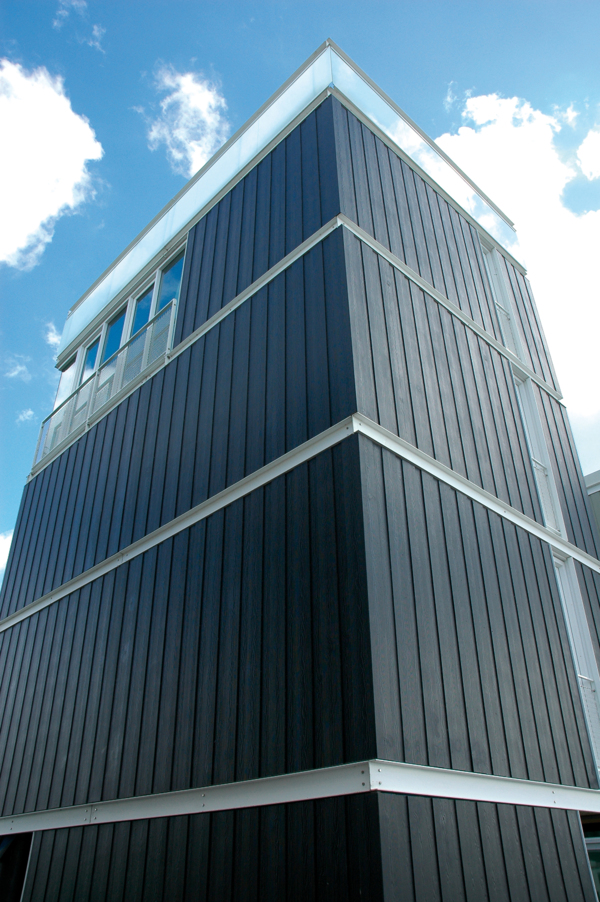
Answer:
xmin=2 ymin=0 xmax=600 ymax=578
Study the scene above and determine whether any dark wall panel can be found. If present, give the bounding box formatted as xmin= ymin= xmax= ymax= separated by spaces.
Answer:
xmin=22 ymin=795 xmax=384 ymax=902
xmin=359 ymin=435 xmax=596 ymax=787
xmin=343 ymin=230 xmax=543 ymax=523
xmin=20 ymin=794 xmax=596 ymax=902
xmin=0 ymin=231 xmax=355 ymax=618
xmin=174 ymin=97 xmax=341 ymax=346
xmin=0 ymin=438 xmax=376 ymax=816
xmin=331 ymin=98 xmax=502 ymax=342
xmin=379 ymin=794 xmax=596 ymax=902
xmin=500 ymin=255 xmax=560 ymax=391
xmin=534 ymin=386 xmax=600 ymax=558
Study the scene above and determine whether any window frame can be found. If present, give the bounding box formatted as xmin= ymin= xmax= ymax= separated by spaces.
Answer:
xmin=58 ymin=245 xmax=186 ymax=395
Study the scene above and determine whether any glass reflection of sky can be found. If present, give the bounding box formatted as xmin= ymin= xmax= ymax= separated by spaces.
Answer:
xmin=59 ymin=42 xmax=521 ymax=356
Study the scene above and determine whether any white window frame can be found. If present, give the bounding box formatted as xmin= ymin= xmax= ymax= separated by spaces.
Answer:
xmin=480 ymin=237 xmax=524 ymax=359
xmin=56 ymin=246 xmax=186 ymax=396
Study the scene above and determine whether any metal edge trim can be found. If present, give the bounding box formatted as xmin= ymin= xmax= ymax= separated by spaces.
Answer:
xmin=339 ymin=216 xmax=559 ymax=400
xmin=2 ymin=758 xmax=600 ymax=837
xmin=5 ymin=418 xmax=356 ymax=634
xmin=353 ymin=415 xmax=600 ymax=574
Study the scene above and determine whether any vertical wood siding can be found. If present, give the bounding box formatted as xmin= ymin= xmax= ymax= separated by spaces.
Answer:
xmin=331 ymin=98 xmax=502 ymax=343
xmin=343 ymin=229 xmax=544 ymax=523
xmin=498 ymin=256 xmax=560 ymax=392
xmin=379 ymin=794 xmax=596 ymax=902
xmin=359 ymin=435 xmax=597 ymax=788
xmin=174 ymin=98 xmax=340 ymax=346
xmin=534 ymin=385 xmax=600 ymax=558
xmin=22 ymin=796 xmax=384 ymax=902
xmin=19 ymin=795 xmax=596 ymax=902
xmin=0 ymin=439 xmax=375 ymax=817
xmin=0 ymin=231 xmax=354 ymax=618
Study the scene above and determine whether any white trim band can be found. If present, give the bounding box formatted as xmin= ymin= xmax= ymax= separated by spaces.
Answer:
xmin=356 ymin=415 xmax=600 ymax=575
xmin=31 ymin=214 xmax=559 ymax=479
xmin=339 ymin=215 xmax=561 ymax=402
xmin=1 ymin=759 xmax=599 ymax=836
xmin=5 ymin=415 xmax=600 ymax=636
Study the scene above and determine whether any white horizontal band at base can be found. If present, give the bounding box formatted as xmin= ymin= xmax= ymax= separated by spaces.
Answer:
xmin=1 ymin=759 xmax=599 ymax=837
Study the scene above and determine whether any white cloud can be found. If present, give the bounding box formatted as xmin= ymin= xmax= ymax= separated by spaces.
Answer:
xmin=5 ymin=356 xmax=31 ymax=382
xmin=45 ymin=322 xmax=62 ymax=351
xmin=433 ymin=94 xmax=600 ymax=470
xmin=85 ymin=24 xmax=105 ymax=53
xmin=443 ymin=81 xmax=457 ymax=113
xmin=53 ymin=0 xmax=87 ymax=29
xmin=577 ymin=129 xmax=600 ymax=180
xmin=0 ymin=531 xmax=13 ymax=583
xmin=144 ymin=65 xmax=230 ymax=178
xmin=0 ymin=59 xmax=103 ymax=270
xmin=16 ymin=409 xmax=35 ymax=424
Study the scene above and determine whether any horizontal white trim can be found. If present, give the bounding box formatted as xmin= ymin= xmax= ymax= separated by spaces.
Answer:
xmin=340 ymin=216 xmax=561 ymax=402
xmin=1 ymin=758 xmax=599 ymax=836
xmin=355 ymin=415 xmax=600 ymax=575
xmin=33 ymin=213 xmax=557 ymax=480
xmin=9 ymin=415 xmax=600 ymax=636
xmin=31 ymin=216 xmax=344 ymax=479
xmin=6 ymin=419 xmax=355 ymax=635
xmin=167 ymin=216 xmax=341 ymax=365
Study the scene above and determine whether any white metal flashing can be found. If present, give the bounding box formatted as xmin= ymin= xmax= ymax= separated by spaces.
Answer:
xmin=1 ymin=759 xmax=599 ymax=837
xmin=32 ymin=214 xmax=558 ymax=481
xmin=340 ymin=216 xmax=561 ymax=402
xmin=5 ymin=419 xmax=356 ymax=634
xmin=7 ymin=415 xmax=600 ymax=637
xmin=354 ymin=415 xmax=600 ymax=575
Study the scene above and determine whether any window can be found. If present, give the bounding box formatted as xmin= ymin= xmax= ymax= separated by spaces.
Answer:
xmin=513 ymin=370 xmax=562 ymax=534
xmin=39 ymin=245 xmax=186 ymax=466
xmin=480 ymin=240 xmax=523 ymax=358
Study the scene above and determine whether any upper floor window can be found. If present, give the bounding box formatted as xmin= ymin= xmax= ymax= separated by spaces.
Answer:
xmin=38 ymin=246 xmax=186 ymax=466
xmin=55 ymin=248 xmax=185 ymax=398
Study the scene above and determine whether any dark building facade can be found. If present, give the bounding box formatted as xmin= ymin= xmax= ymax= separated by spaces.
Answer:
xmin=2 ymin=42 xmax=600 ymax=900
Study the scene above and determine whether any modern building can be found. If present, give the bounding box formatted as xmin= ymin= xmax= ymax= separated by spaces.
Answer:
xmin=2 ymin=40 xmax=600 ymax=901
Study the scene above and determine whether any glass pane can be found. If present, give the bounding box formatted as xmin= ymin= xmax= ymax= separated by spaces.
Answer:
xmin=81 ymin=339 xmax=99 ymax=383
xmin=54 ymin=358 xmax=76 ymax=409
xmin=157 ymin=253 xmax=184 ymax=311
xmin=102 ymin=310 xmax=126 ymax=364
xmin=131 ymin=287 xmax=154 ymax=337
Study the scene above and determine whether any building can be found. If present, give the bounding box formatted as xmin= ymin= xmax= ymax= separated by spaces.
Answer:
xmin=2 ymin=40 xmax=600 ymax=901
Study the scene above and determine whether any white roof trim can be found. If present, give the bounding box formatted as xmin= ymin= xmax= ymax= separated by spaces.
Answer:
xmin=57 ymin=39 xmax=519 ymax=357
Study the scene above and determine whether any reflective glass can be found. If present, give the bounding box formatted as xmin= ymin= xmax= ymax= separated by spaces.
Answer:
xmin=102 ymin=309 xmax=126 ymax=364
xmin=81 ymin=339 xmax=99 ymax=383
xmin=54 ymin=358 xmax=77 ymax=409
xmin=157 ymin=254 xmax=184 ymax=311
xmin=131 ymin=287 xmax=154 ymax=336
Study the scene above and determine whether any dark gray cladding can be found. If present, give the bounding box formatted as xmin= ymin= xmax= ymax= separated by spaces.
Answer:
xmin=20 ymin=797 xmax=596 ymax=902
xmin=358 ymin=435 xmax=596 ymax=788
xmin=174 ymin=97 xmax=341 ymax=346
xmin=0 ymin=440 xmax=375 ymax=818
xmin=2 ymin=85 xmax=600 ymax=902
xmin=0 ymin=231 xmax=354 ymax=618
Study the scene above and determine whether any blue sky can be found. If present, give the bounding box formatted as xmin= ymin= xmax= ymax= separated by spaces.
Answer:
xmin=2 ymin=0 xmax=600 ymax=572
